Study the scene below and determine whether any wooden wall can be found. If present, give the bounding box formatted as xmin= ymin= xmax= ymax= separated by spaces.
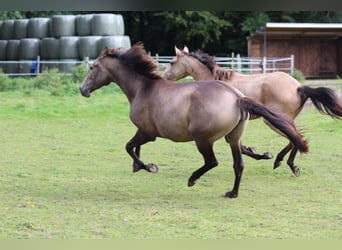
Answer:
xmin=248 ymin=37 xmax=340 ymax=78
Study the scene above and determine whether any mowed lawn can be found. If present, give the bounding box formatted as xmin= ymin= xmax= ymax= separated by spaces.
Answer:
xmin=0 ymin=86 xmax=341 ymax=239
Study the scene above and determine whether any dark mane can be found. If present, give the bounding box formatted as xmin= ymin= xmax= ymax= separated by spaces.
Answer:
xmin=110 ymin=44 xmax=161 ymax=80
xmin=188 ymin=50 xmax=216 ymax=73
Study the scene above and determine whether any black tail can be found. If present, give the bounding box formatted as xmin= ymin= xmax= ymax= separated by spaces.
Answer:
xmin=297 ymin=86 xmax=342 ymax=118
xmin=239 ymin=97 xmax=309 ymax=154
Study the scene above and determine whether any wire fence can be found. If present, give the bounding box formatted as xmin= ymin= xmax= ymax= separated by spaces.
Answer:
xmin=0 ymin=54 xmax=295 ymax=77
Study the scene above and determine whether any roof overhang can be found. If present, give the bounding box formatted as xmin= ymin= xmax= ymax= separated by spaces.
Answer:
xmin=248 ymin=22 xmax=342 ymax=40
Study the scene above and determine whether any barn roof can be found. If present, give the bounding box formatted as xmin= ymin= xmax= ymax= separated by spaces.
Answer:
xmin=248 ymin=22 xmax=342 ymax=39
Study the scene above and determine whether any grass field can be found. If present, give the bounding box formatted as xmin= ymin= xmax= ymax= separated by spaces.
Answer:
xmin=0 ymin=84 xmax=342 ymax=239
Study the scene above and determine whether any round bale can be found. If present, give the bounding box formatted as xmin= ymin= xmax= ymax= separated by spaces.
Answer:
xmin=1 ymin=20 xmax=15 ymax=40
xmin=19 ymin=38 xmax=40 ymax=60
xmin=78 ymin=36 xmax=101 ymax=60
xmin=51 ymin=15 xmax=76 ymax=38
xmin=59 ymin=36 xmax=80 ymax=59
xmin=76 ymin=14 xmax=94 ymax=36
xmin=13 ymin=19 xmax=29 ymax=39
xmin=27 ymin=17 xmax=50 ymax=38
xmin=40 ymin=37 xmax=60 ymax=60
xmin=98 ymin=36 xmax=131 ymax=51
xmin=91 ymin=13 xmax=124 ymax=36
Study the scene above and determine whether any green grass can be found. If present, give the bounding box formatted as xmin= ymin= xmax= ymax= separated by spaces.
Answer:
xmin=0 ymin=86 xmax=342 ymax=239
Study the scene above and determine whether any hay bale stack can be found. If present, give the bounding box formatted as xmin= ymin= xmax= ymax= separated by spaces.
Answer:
xmin=91 ymin=13 xmax=124 ymax=36
xmin=76 ymin=14 xmax=94 ymax=36
xmin=27 ymin=17 xmax=50 ymax=38
xmin=19 ymin=38 xmax=40 ymax=60
xmin=59 ymin=36 xmax=80 ymax=59
xmin=78 ymin=36 xmax=101 ymax=59
xmin=6 ymin=40 xmax=21 ymax=60
xmin=13 ymin=19 xmax=29 ymax=39
xmin=1 ymin=20 xmax=15 ymax=40
xmin=40 ymin=37 xmax=60 ymax=60
xmin=51 ymin=15 xmax=76 ymax=38
xmin=98 ymin=36 xmax=131 ymax=51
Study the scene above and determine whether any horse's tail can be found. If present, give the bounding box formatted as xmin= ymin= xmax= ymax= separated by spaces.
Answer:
xmin=297 ymin=86 xmax=342 ymax=118
xmin=239 ymin=97 xmax=309 ymax=154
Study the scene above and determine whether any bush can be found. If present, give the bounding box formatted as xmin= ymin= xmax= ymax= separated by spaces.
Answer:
xmin=292 ymin=69 xmax=305 ymax=83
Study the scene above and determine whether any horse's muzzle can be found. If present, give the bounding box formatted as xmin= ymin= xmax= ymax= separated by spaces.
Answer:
xmin=79 ymin=86 xmax=91 ymax=98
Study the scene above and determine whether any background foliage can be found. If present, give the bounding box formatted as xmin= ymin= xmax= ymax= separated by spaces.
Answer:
xmin=1 ymin=11 xmax=342 ymax=55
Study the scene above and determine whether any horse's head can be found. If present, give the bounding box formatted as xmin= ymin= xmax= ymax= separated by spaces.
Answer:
xmin=79 ymin=47 xmax=116 ymax=97
xmin=162 ymin=46 xmax=191 ymax=81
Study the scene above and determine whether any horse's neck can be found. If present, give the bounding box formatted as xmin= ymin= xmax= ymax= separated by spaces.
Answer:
xmin=187 ymin=58 xmax=213 ymax=81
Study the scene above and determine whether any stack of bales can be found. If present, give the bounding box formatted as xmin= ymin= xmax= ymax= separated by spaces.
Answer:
xmin=0 ymin=13 xmax=131 ymax=75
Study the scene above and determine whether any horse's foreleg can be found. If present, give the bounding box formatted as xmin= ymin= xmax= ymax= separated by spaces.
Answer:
xmin=241 ymin=145 xmax=273 ymax=160
xmin=273 ymin=143 xmax=293 ymax=169
xmin=225 ymin=142 xmax=244 ymax=198
xmin=126 ymin=130 xmax=158 ymax=173
xmin=188 ymin=140 xmax=218 ymax=187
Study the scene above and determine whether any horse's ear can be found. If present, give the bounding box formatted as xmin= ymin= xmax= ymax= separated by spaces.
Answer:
xmin=183 ymin=46 xmax=189 ymax=53
xmin=175 ymin=46 xmax=182 ymax=56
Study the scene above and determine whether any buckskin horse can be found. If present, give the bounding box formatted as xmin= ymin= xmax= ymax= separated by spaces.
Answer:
xmin=80 ymin=43 xmax=308 ymax=198
xmin=163 ymin=46 xmax=342 ymax=176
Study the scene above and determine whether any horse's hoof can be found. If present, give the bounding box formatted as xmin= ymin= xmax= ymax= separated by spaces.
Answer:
xmin=133 ymin=164 xmax=142 ymax=172
xmin=146 ymin=163 xmax=158 ymax=173
xmin=273 ymin=160 xmax=281 ymax=169
xmin=224 ymin=191 xmax=238 ymax=198
xmin=292 ymin=167 xmax=300 ymax=177
xmin=188 ymin=179 xmax=196 ymax=187
xmin=263 ymin=152 xmax=273 ymax=159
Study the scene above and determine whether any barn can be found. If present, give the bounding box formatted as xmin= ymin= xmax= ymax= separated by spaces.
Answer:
xmin=247 ymin=22 xmax=342 ymax=78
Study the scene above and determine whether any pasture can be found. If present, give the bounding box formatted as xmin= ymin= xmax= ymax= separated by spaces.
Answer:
xmin=0 ymin=83 xmax=342 ymax=239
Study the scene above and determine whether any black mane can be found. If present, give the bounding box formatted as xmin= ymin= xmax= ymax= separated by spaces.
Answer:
xmin=188 ymin=50 xmax=216 ymax=73
xmin=110 ymin=43 xmax=161 ymax=80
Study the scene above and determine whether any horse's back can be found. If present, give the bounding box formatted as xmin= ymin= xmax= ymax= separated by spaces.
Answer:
xmin=229 ymin=71 xmax=301 ymax=117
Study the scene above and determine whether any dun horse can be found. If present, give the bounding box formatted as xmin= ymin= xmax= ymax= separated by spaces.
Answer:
xmin=163 ymin=46 xmax=342 ymax=176
xmin=80 ymin=43 xmax=308 ymax=198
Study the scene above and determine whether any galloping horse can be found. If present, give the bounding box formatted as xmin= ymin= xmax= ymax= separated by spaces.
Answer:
xmin=80 ymin=43 xmax=308 ymax=198
xmin=163 ymin=46 xmax=342 ymax=175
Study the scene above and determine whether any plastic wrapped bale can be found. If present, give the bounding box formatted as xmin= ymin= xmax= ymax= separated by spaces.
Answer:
xmin=91 ymin=13 xmax=124 ymax=36
xmin=1 ymin=20 xmax=14 ymax=40
xmin=76 ymin=14 xmax=94 ymax=36
xmin=78 ymin=36 xmax=101 ymax=60
xmin=0 ymin=40 xmax=7 ymax=60
xmin=59 ymin=36 xmax=80 ymax=59
xmin=18 ymin=60 xmax=33 ymax=74
xmin=51 ymin=15 xmax=76 ymax=38
xmin=40 ymin=37 xmax=60 ymax=60
xmin=6 ymin=40 xmax=21 ymax=60
xmin=59 ymin=59 xmax=78 ymax=74
xmin=27 ymin=17 xmax=50 ymax=38
xmin=19 ymin=38 xmax=40 ymax=60
xmin=0 ymin=40 xmax=7 ymax=72
xmin=6 ymin=40 xmax=20 ymax=74
xmin=13 ymin=19 xmax=29 ymax=39
xmin=98 ymin=36 xmax=131 ymax=51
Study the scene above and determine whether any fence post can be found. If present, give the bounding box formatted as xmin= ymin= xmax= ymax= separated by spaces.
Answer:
xmin=290 ymin=54 xmax=294 ymax=75
xmin=37 ymin=56 xmax=40 ymax=76
xmin=262 ymin=56 xmax=266 ymax=73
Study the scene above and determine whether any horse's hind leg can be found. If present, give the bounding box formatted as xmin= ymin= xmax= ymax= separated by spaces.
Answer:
xmin=241 ymin=145 xmax=273 ymax=160
xmin=188 ymin=140 xmax=218 ymax=187
xmin=286 ymin=147 xmax=300 ymax=177
xmin=273 ymin=143 xmax=300 ymax=176
xmin=273 ymin=143 xmax=292 ymax=169
xmin=126 ymin=129 xmax=158 ymax=173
